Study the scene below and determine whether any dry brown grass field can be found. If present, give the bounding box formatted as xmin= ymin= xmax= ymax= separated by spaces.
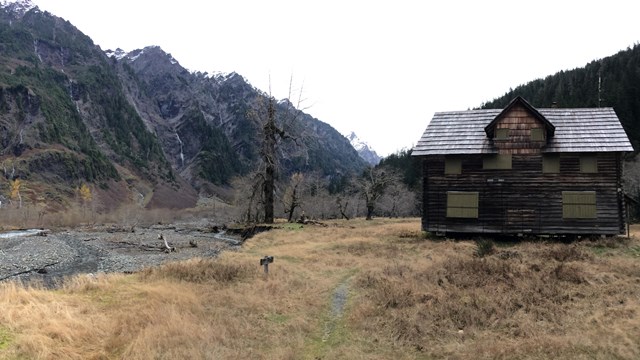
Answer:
xmin=1 ymin=218 xmax=639 ymax=359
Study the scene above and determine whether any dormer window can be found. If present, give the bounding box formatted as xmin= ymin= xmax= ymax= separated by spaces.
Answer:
xmin=495 ymin=128 xmax=509 ymax=140
xmin=531 ymin=128 xmax=544 ymax=141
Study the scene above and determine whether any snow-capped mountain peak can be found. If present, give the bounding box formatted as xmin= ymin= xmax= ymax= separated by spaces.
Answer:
xmin=346 ymin=131 xmax=381 ymax=166
xmin=104 ymin=48 xmax=128 ymax=61
xmin=104 ymin=46 xmax=181 ymax=67
xmin=0 ymin=0 xmax=37 ymax=17
xmin=347 ymin=131 xmax=366 ymax=151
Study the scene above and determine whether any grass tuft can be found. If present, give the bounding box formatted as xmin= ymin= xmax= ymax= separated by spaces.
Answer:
xmin=474 ymin=237 xmax=495 ymax=257
xmin=545 ymin=245 xmax=590 ymax=262
xmin=138 ymin=258 xmax=257 ymax=284
xmin=0 ymin=326 xmax=12 ymax=350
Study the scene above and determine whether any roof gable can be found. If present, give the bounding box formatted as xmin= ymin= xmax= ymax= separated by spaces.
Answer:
xmin=484 ymin=96 xmax=555 ymax=138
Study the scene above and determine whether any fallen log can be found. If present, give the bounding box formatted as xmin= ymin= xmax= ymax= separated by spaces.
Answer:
xmin=0 ymin=262 xmax=60 ymax=281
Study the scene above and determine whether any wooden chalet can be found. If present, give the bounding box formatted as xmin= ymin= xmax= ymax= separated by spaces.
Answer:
xmin=412 ymin=96 xmax=634 ymax=235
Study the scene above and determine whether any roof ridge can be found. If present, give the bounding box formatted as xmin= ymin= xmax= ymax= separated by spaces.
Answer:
xmin=413 ymin=100 xmax=633 ymax=156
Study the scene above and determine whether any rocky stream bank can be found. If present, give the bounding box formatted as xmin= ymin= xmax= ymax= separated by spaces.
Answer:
xmin=0 ymin=222 xmax=246 ymax=287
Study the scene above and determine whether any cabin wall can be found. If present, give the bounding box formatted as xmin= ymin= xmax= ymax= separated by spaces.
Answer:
xmin=422 ymin=152 xmax=625 ymax=235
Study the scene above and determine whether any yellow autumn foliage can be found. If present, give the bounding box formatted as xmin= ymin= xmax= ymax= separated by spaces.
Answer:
xmin=9 ymin=179 xmax=21 ymax=201
xmin=78 ymin=183 xmax=92 ymax=203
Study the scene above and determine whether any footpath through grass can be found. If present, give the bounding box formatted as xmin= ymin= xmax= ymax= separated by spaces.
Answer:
xmin=0 ymin=218 xmax=639 ymax=359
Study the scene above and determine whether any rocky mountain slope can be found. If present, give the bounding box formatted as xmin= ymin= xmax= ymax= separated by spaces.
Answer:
xmin=0 ymin=1 xmax=366 ymax=210
xmin=0 ymin=0 xmax=179 ymax=211
xmin=110 ymin=46 xmax=367 ymax=187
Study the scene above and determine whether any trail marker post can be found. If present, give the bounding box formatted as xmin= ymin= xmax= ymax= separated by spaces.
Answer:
xmin=260 ymin=256 xmax=274 ymax=274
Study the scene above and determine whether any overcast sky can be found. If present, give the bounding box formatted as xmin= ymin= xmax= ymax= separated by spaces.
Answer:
xmin=33 ymin=0 xmax=640 ymax=156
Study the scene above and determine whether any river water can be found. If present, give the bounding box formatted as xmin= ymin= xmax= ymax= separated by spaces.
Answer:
xmin=0 ymin=229 xmax=46 ymax=239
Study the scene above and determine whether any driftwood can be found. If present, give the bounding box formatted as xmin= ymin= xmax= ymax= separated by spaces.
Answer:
xmin=107 ymin=225 xmax=136 ymax=233
xmin=296 ymin=216 xmax=327 ymax=227
xmin=158 ymin=233 xmax=176 ymax=253
xmin=0 ymin=262 xmax=60 ymax=281
xmin=113 ymin=238 xmax=184 ymax=252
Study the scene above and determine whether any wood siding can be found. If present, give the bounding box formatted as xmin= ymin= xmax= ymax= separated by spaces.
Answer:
xmin=421 ymin=152 xmax=626 ymax=235
xmin=492 ymin=105 xmax=546 ymax=154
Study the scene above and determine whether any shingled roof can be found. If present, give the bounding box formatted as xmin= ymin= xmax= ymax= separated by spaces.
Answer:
xmin=412 ymin=106 xmax=634 ymax=156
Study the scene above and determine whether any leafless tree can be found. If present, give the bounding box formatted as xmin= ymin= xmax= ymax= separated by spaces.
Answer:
xmin=336 ymin=195 xmax=351 ymax=220
xmin=290 ymin=172 xmax=339 ymax=220
xmin=282 ymin=172 xmax=304 ymax=222
xmin=250 ymin=77 xmax=306 ymax=224
xmin=231 ymin=172 xmax=264 ymax=224
xmin=377 ymin=181 xmax=418 ymax=217
xmin=261 ymin=98 xmax=281 ymax=223
xmin=355 ymin=167 xmax=399 ymax=220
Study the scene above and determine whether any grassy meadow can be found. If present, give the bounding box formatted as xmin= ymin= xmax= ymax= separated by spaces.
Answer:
xmin=1 ymin=218 xmax=640 ymax=359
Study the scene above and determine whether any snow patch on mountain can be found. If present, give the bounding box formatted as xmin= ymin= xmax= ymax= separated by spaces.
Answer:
xmin=0 ymin=0 xmax=37 ymax=17
xmin=105 ymin=48 xmax=128 ymax=60
xmin=126 ymin=48 xmax=145 ymax=62
xmin=346 ymin=131 xmax=381 ymax=166
xmin=104 ymin=46 xmax=182 ymax=67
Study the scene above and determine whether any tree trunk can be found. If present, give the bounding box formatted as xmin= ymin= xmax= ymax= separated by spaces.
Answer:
xmin=337 ymin=197 xmax=350 ymax=220
xmin=366 ymin=203 xmax=374 ymax=220
xmin=263 ymin=100 xmax=277 ymax=224
xmin=264 ymin=163 xmax=275 ymax=223
xmin=287 ymin=201 xmax=295 ymax=222
xmin=286 ymin=185 xmax=299 ymax=222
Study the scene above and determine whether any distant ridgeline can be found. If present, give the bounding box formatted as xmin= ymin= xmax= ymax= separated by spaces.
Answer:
xmin=481 ymin=44 xmax=640 ymax=151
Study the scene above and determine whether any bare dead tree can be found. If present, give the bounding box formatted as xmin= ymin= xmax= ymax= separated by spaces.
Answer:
xmin=377 ymin=181 xmax=418 ymax=217
xmin=336 ymin=195 xmax=351 ymax=220
xmin=356 ymin=167 xmax=398 ymax=220
xmin=282 ymin=172 xmax=304 ymax=222
xmin=250 ymin=76 xmax=307 ymax=224
xmin=261 ymin=98 xmax=282 ymax=224
xmin=290 ymin=172 xmax=339 ymax=220
xmin=232 ymin=172 xmax=264 ymax=224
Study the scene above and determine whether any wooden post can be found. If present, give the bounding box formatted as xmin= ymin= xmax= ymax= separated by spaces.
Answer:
xmin=627 ymin=201 xmax=631 ymax=239
xmin=260 ymin=256 xmax=274 ymax=275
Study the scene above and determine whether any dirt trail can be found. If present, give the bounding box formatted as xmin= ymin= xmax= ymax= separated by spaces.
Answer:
xmin=322 ymin=279 xmax=351 ymax=343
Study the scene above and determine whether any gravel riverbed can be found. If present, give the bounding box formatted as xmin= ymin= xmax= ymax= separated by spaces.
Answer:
xmin=0 ymin=222 xmax=242 ymax=287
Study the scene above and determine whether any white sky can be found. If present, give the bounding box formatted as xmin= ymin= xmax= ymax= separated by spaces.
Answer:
xmin=33 ymin=0 xmax=640 ymax=156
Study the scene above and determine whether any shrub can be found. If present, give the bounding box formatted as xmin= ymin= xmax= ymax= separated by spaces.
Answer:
xmin=545 ymin=245 xmax=589 ymax=262
xmin=474 ymin=238 xmax=495 ymax=257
